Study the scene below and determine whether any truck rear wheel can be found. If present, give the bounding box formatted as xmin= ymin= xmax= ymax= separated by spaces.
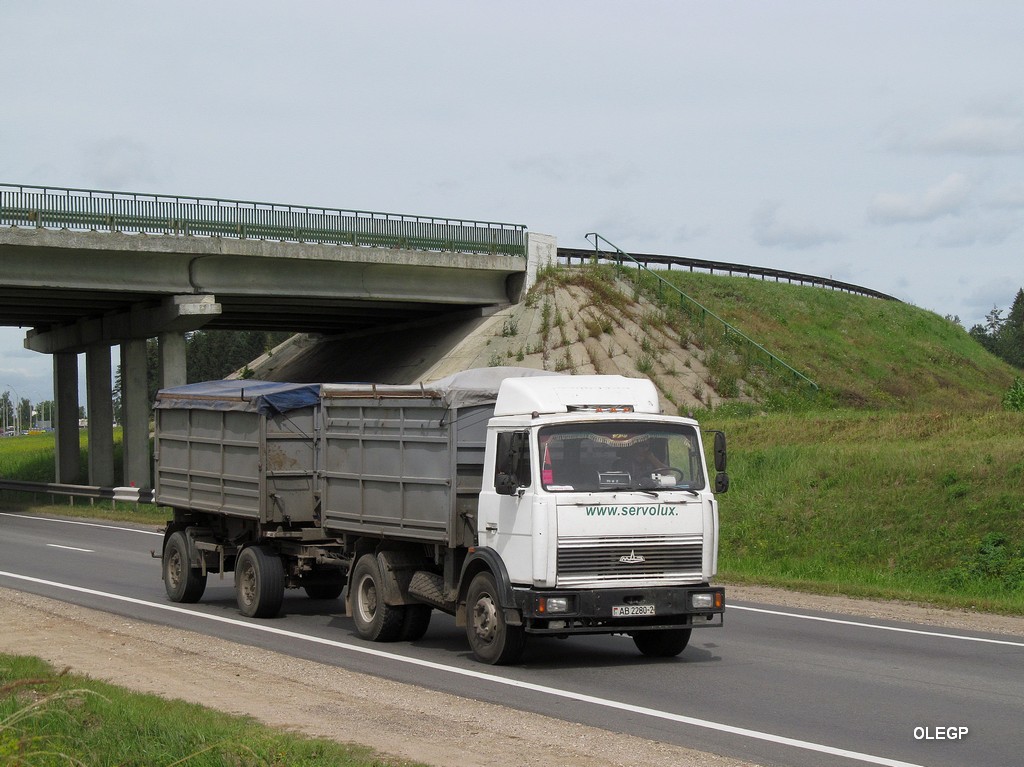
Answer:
xmin=351 ymin=554 xmax=404 ymax=642
xmin=465 ymin=572 xmax=524 ymax=665
xmin=235 ymin=545 xmax=285 ymax=618
xmin=631 ymin=628 xmax=692 ymax=657
xmin=163 ymin=530 xmax=207 ymax=603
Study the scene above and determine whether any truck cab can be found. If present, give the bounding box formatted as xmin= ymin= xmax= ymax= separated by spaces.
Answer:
xmin=468 ymin=375 xmax=725 ymax=662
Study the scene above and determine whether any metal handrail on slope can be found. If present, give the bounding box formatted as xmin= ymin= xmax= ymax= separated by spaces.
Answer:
xmin=0 ymin=183 xmax=527 ymax=257
xmin=585 ymin=233 xmax=819 ymax=393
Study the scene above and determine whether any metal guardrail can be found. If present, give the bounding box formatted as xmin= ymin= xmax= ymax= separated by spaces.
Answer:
xmin=0 ymin=183 xmax=527 ymax=257
xmin=559 ymin=247 xmax=899 ymax=302
xmin=585 ymin=233 xmax=820 ymax=394
xmin=0 ymin=478 xmax=154 ymax=505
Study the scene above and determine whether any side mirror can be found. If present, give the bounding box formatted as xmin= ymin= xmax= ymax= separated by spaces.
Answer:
xmin=713 ymin=431 xmax=727 ymax=473
xmin=715 ymin=472 xmax=730 ymax=494
xmin=495 ymin=472 xmax=520 ymax=496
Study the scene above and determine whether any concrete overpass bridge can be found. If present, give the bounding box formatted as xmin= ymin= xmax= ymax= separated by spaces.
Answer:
xmin=1 ymin=183 xmax=554 ymax=489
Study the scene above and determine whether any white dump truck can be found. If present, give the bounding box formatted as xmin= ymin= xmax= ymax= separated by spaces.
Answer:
xmin=155 ymin=368 xmax=727 ymax=664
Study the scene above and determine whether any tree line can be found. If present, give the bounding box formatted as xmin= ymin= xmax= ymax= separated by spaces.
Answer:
xmin=967 ymin=288 xmax=1024 ymax=370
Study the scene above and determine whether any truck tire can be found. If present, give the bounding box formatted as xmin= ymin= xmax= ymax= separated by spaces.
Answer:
xmin=400 ymin=604 xmax=433 ymax=641
xmin=351 ymin=554 xmax=404 ymax=642
xmin=235 ymin=545 xmax=285 ymax=619
xmin=163 ymin=530 xmax=207 ymax=603
xmin=465 ymin=572 xmax=524 ymax=665
xmin=631 ymin=628 xmax=692 ymax=657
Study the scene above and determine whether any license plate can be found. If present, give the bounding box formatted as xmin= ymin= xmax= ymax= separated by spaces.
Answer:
xmin=612 ymin=604 xmax=656 ymax=617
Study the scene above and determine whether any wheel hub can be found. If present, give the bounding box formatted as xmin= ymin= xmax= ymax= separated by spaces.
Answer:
xmin=472 ymin=596 xmax=498 ymax=644
xmin=357 ymin=575 xmax=378 ymax=623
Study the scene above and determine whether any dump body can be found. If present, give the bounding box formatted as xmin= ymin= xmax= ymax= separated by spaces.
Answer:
xmin=318 ymin=388 xmax=493 ymax=547
xmin=154 ymin=381 xmax=321 ymax=527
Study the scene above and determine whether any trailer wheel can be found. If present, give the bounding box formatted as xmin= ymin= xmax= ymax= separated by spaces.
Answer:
xmin=631 ymin=628 xmax=692 ymax=657
xmin=235 ymin=545 xmax=285 ymax=619
xmin=303 ymin=581 xmax=345 ymax=600
xmin=163 ymin=531 xmax=207 ymax=603
xmin=400 ymin=604 xmax=433 ymax=641
xmin=351 ymin=554 xmax=404 ymax=642
xmin=465 ymin=572 xmax=524 ymax=665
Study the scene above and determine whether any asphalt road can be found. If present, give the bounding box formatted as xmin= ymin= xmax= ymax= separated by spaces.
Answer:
xmin=2 ymin=511 xmax=1022 ymax=767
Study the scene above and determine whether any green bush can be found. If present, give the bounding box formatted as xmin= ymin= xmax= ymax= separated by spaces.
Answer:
xmin=1004 ymin=377 xmax=1024 ymax=411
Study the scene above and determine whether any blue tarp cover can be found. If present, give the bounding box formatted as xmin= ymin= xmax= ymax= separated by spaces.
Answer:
xmin=154 ymin=380 xmax=321 ymax=416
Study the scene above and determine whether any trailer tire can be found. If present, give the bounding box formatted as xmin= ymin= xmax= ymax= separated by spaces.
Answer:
xmin=235 ymin=545 xmax=285 ymax=619
xmin=465 ymin=572 xmax=524 ymax=665
xmin=163 ymin=531 xmax=207 ymax=604
xmin=303 ymin=579 xmax=345 ymax=600
xmin=631 ymin=628 xmax=692 ymax=657
xmin=400 ymin=604 xmax=433 ymax=641
xmin=351 ymin=554 xmax=404 ymax=642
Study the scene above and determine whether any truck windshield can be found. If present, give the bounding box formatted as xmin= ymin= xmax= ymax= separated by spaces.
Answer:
xmin=538 ymin=422 xmax=706 ymax=493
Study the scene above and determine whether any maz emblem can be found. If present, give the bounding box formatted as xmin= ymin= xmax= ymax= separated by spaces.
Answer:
xmin=619 ymin=550 xmax=646 ymax=564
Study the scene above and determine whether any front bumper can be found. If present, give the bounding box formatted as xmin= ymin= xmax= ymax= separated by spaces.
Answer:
xmin=512 ymin=584 xmax=725 ymax=635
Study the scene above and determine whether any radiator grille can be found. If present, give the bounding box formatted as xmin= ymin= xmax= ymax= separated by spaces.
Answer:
xmin=556 ymin=534 xmax=704 ymax=587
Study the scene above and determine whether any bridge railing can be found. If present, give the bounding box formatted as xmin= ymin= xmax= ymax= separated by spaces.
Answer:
xmin=0 ymin=183 xmax=526 ymax=257
xmin=585 ymin=233 xmax=819 ymax=394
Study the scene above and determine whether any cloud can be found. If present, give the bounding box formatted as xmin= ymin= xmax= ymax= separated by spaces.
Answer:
xmin=867 ymin=173 xmax=971 ymax=225
xmin=750 ymin=202 xmax=844 ymax=250
xmin=921 ymin=215 xmax=1019 ymax=248
xmin=922 ymin=116 xmax=1024 ymax=155
xmin=883 ymin=113 xmax=1024 ymax=156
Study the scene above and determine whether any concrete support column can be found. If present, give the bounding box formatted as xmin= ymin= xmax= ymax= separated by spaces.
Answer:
xmin=86 ymin=346 xmax=115 ymax=487
xmin=120 ymin=339 xmax=151 ymax=489
xmin=159 ymin=332 xmax=187 ymax=389
xmin=53 ymin=352 xmax=80 ymax=484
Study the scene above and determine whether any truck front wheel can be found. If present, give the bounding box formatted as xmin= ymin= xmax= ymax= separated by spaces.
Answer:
xmin=465 ymin=572 xmax=524 ymax=665
xmin=351 ymin=554 xmax=404 ymax=642
xmin=631 ymin=628 xmax=692 ymax=657
xmin=163 ymin=531 xmax=207 ymax=603
xmin=235 ymin=545 xmax=285 ymax=619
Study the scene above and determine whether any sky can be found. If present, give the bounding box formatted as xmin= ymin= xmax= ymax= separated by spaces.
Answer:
xmin=2 ymin=1 xmax=1023 ymax=407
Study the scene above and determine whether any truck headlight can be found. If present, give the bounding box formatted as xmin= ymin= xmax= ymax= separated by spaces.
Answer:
xmin=691 ymin=593 xmax=715 ymax=609
xmin=540 ymin=596 xmax=571 ymax=614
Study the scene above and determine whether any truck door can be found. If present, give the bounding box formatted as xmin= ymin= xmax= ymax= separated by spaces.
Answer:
xmin=480 ymin=430 xmax=534 ymax=584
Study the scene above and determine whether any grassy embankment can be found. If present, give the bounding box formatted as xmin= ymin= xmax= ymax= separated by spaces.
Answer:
xmin=0 ymin=654 xmax=419 ymax=767
xmin=632 ymin=267 xmax=1024 ymax=613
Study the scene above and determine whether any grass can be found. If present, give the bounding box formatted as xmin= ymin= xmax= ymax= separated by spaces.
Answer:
xmin=651 ymin=270 xmax=1016 ymax=410
xmin=703 ymin=408 xmax=1024 ymax=614
xmin=0 ymin=654 xmax=419 ymax=766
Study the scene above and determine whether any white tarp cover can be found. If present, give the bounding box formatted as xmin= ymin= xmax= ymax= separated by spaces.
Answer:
xmin=156 ymin=368 xmax=564 ymax=416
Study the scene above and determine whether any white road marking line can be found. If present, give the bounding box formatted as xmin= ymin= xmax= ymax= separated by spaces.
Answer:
xmin=0 ymin=511 xmax=162 ymax=536
xmin=45 ymin=544 xmax=93 ymax=553
xmin=730 ymin=604 xmax=1024 ymax=647
xmin=0 ymin=570 xmax=925 ymax=767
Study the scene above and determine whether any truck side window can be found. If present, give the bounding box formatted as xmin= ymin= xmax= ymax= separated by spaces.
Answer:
xmin=495 ymin=431 xmax=531 ymax=489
